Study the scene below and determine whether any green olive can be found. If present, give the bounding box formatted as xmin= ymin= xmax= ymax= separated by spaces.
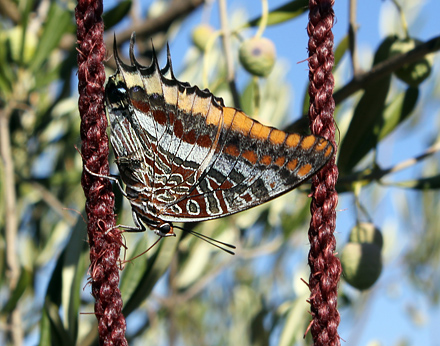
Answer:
xmin=389 ymin=38 xmax=433 ymax=87
xmin=238 ymin=37 xmax=276 ymax=77
xmin=192 ymin=25 xmax=215 ymax=52
xmin=341 ymin=242 xmax=382 ymax=290
xmin=349 ymin=222 xmax=383 ymax=249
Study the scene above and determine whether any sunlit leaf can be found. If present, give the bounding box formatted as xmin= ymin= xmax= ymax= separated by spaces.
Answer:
xmin=44 ymin=216 xmax=88 ymax=344
xmin=30 ymin=3 xmax=73 ymax=72
xmin=278 ymin=298 xmax=310 ymax=346
xmin=334 ymin=34 xmax=349 ymax=69
xmin=17 ymin=0 xmax=34 ymax=65
xmin=63 ymin=215 xmax=89 ymax=344
xmin=245 ymin=0 xmax=308 ymax=28
xmin=175 ymin=222 xmax=234 ymax=289
xmin=119 ymin=236 xmax=151 ymax=301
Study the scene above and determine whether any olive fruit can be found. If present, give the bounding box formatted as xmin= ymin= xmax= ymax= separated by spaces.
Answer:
xmin=389 ymin=38 xmax=433 ymax=87
xmin=341 ymin=223 xmax=384 ymax=290
xmin=238 ymin=37 xmax=276 ymax=77
xmin=349 ymin=222 xmax=383 ymax=249
xmin=192 ymin=24 xmax=215 ymax=52
xmin=341 ymin=242 xmax=382 ymax=290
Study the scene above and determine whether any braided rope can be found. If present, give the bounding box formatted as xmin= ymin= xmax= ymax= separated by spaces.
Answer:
xmin=76 ymin=0 xmax=127 ymax=344
xmin=306 ymin=1 xmax=341 ymax=345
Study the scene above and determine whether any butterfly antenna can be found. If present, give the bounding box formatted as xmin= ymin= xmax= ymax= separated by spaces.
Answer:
xmin=122 ymin=236 xmax=163 ymax=264
xmin=173 ymin=225 xmax=236 ymax=255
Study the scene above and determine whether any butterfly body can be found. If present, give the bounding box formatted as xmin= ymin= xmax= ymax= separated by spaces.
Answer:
xmin=105 ymin=35 xmax=334 ymax=237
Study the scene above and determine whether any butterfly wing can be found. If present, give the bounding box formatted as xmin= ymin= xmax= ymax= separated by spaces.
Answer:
xmin=107 ymin=37 xmax=226 ymax=212
xmin=106 ymin=35 xmax=333 ymax=227
xmin=160 ymin=107 xmax=333 ymax=222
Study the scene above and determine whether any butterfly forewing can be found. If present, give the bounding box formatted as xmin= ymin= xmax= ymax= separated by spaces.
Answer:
xmin=105 ymin=34 xmax=334 ymax=231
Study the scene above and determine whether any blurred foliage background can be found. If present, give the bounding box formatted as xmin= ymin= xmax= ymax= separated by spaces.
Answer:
xmin=0 ymin=0 xmax=439 ymax=345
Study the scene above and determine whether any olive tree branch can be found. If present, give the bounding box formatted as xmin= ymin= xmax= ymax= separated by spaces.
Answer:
xmin=334 ymin=35 xmax=440 ymax=105
xmin=338 ymin=141 xmax=440 ymax=186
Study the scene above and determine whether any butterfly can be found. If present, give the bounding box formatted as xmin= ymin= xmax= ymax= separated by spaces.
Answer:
xmin=99 ymin=33 xmax=333 ymax=242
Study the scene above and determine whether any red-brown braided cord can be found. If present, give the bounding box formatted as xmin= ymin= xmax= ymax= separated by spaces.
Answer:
xmin=307 ymin=1 xmax=341 ymax=345
xmin=76 ymin=0 xmax=127 ymax=344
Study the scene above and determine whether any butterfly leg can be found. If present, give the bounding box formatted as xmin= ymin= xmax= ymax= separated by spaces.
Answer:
xmin=128 ymin=211 xmax=176 ymax=238
xmin=83 ymin=165 xmax=129 ymax=199
xmin=116 ymin=211 xmax=147 ymax=233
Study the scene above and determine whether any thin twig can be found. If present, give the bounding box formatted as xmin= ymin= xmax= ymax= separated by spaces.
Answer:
xmin=255 ymin=0 xmax=268 ymax=39
xmin=218 ymin=0 xmax=241 ymax=108
xmin=390 ymin=0 xmax=409 ymax=38
xmin=0 ymin=104 xmax=23 ymax=345
xmin=380 ymin=141 xmax=440 ymax=177
xmin=30 ymin=181 xmax=77 ymax=226
xmin=334 ymin=35 xmax=440 ymax=105
xmin=348 ymin=0 xmax=359 ymax=74
xmin=338 ymin=141 xmax=440 ymax=185
xmin=114 ymin=0 xmax=203 ymax=43
xmin=168 ymin=255 xmax=178 ymax=346
xmin=60 ymin=0 xmax=205 ymax=57
xmin=0 ymin=0 xmax=20 ymax=23
xmin=202 ymin=30 xmax=222 ymax=88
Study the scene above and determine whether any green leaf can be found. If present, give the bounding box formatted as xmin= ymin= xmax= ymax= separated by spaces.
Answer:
xmin=18 ymin=0 xmax=35 ymax=65
xmin=63 ymin=215 xmax=89 ymax=344
xmin=103 ymin=0 xmax=132 ymax=30
xmin=42 ymin=299 xmax=74 ymax=345
xmin=377 ymin=86 xmax=418 ymax=140
xmin=0 ymin=65 xmax=13 ymax=95
xmin=334 ymin=34 xmax=349 ymax=70
xmin=33 ymin=64 xmax=62 ymax=90
xmin=0 ymin=160 xmax=5 ymax=232
xmin=302 ymin=82 xmax=310 ymax=117
xmin=44 ymin=215 xmax=88 ymax=345
xmin=30 ymin=3 xmax=73 ymax=72
xmin=0 ymin=31 xmax=14 ymax=94
xmin=2 ymin=268 xmax=31 ymax=313
xmin=338 ymin=36 xmax=399 ymax=173
xmin=278 ymin=298 xmax=310 ymax=346
xmin=280 ymin=198 xmax=310 ymax=237
xmin=119 ymin=236 xmax=151 ymax=302
xmin=175 ymin=222 xmax=234 ymax=289
xmin=245 ymin=0 xmax=308 ymax=28
xmin=241 ymin=78 xmax=258 ymax=116
xmin=39 ymin=307 xmax=52 ymax=346
xmin=394 ymin=174 xmax=440 ymax=190
xmin=340 ymin=85 xmax=418 ymax=174
xmin=250 ymin=304 xmax=270 ymax=346
xmin=31 ymin=46 xmax=77 ymax=91
xmin=121 ymin=233 xmax=182 ymax=317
